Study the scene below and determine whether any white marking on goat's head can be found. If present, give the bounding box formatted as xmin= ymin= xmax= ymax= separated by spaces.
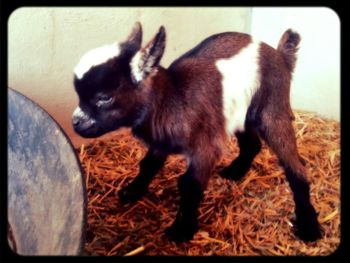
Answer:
xmin=73 ymin=106 xmax=85 ymax=119
xmin=74 ymin=43 xmax=121 ymax=80
xmin=72 ymin=106 xmax=96 ymax=123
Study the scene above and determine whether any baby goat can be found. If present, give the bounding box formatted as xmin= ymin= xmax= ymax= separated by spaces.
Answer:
xmin=72 ymin=22 xmax=321 ymax=242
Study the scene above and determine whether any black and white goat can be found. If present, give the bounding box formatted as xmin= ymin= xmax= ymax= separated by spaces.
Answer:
xmin=72 ymin=22 xmax=321 ymax=242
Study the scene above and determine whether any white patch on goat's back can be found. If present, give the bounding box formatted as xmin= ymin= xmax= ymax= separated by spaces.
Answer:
xmin=74 ymin=43 xmax=121 ymax=79
xmin=216 ymin=41 xmax=261 ymax=136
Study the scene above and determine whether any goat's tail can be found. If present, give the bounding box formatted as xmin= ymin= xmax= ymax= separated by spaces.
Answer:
xmin=277 ymin=29 xmax=301 ymax=72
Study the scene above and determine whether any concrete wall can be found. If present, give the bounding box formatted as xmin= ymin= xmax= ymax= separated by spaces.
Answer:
xmin=8 ymin=7 xmax=251 ymax=147
xmin=250 ymin=7 xmax=340 ymax=121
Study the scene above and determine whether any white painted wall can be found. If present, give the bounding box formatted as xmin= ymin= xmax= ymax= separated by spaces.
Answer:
xmin=8 ymin=7 xmax=251 ymax=147
xmin=8 ymin=7 xmax=339 ymax=148
xmin=251 ymin=7 xmax=340 ymax=121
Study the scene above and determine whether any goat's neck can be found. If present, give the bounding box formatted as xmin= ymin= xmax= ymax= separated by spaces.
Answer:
xmin=132 ymin=67 xmax=180 ymax=144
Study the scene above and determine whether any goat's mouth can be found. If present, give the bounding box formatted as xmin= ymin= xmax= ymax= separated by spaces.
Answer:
xmin=73 ymin=120 xmax=126 ymax=138
xmin=73 ymin=121 xmax=108 ymax=138
xmin=75 ymin=127 xmax=108 ymax=138
xmin=76 ymin=128 xmax=107 ymax=138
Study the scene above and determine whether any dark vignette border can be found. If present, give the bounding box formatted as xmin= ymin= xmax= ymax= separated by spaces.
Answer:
xmin=1 ymin=0 xmax=348 ymax=263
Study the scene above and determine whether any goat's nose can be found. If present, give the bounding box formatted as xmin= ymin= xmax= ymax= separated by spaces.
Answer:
xmin=72 ymin=115 xmax=81 ymax=127
xmin=72 ymin=107 xmax=85 ymax=127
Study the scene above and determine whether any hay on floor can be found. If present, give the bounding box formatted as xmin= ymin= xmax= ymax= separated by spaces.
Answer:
xmin=77 ymin=110 xmax=340 ymax=256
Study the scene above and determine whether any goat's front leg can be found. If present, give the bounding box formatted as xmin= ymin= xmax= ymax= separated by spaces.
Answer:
xmin=119 ymin=149 xmax=167 ymax=203
xmin=165 ymin=151 xmax=217 ymax=242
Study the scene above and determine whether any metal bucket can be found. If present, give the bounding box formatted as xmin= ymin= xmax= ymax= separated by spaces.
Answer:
xmin=8 ymin=88 xmax=87 ymax=255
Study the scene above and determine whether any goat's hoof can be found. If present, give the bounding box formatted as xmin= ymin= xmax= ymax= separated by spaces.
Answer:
xmin=219 ymin=163 xmax=247 ymax=181
xmin=165 ymin=220 xmax=198 ymax=243
xmin=118 ymin=184 xmax=147 ymax=204
xmin=294 ymin=217 xmax=322 ymax=242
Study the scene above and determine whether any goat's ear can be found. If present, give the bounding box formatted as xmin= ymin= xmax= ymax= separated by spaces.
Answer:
xmin=127 ymin=22 xmax=142 ymax=49
xmin=121 ymin=22 xmax=142 ymax=60
xmin=130 ymin=26 xmax=166 ymax=84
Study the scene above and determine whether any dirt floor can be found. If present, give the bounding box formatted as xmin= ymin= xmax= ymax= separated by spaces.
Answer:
xmin=77 ymin=110 xmax=340 ymax=256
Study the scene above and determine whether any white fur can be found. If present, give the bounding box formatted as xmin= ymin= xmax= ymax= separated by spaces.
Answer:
xmin=216 ymin=41 xmax=261 ymax=136
xmin=72 ymin=107 xmax=96 ymax=124
xmin=130 ymin=46 xmax=156 ymax=84
xmin=74 ymin=43 xmax=121 ymax=79
xmin=73 ymin=107 xmax=85 ymax=119
xmin=130 ymin=51 xmax=143 ymax=83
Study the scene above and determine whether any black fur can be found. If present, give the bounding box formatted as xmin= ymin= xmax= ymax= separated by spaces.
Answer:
xmin=220 ymin=126 xmax=262 ymax=181
xmin=119 ymin=149 xmax=167 ymax=203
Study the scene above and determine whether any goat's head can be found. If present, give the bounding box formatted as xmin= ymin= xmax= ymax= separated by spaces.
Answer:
xmin=72 ymin=22 xmax=166 ymax=138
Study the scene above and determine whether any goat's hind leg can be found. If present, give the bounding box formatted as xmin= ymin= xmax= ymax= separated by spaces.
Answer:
xmin=259 ymin=114 xmax=321 ymax=241
xmin=219 ymin=126 xmax=261 ymax=181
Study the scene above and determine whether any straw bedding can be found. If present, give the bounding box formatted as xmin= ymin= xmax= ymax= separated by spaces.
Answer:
xmin=77 ymin=110 xmax=340 ymax=256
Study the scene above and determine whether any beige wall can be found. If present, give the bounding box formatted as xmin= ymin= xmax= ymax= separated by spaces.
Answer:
xmin=8 ymin=7 xmax=251 ymax=147
xmin=251 ymin=7 xmax=340 ymax=121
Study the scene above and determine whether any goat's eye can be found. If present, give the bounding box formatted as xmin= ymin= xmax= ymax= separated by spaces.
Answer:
xmin=96 ymin=96 xmax=113 ymax=108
